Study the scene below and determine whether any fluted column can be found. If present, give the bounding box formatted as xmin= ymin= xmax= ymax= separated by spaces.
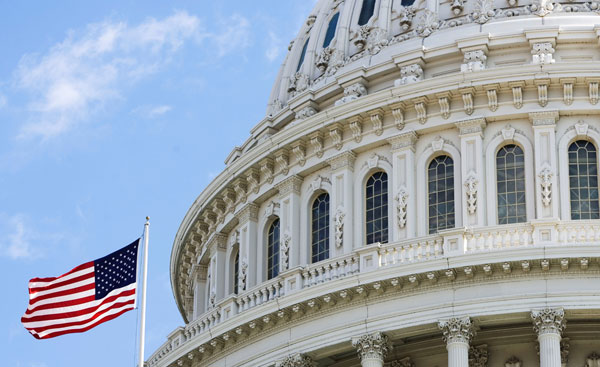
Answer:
xmin=532 ymin=308 xmax=566 ymax=367
xmin=438 ymin=317 xmax=475 ymax=367
xmin=352 ymin=332 xmax=392 ymax=367
xmin=237 ymin=203 xmax=259 ymax=290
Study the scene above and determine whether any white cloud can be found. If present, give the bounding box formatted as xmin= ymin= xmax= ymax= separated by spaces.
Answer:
xmin=15 ymin=11 xmax=202 ymax=141
xmin=212 ymin=14 xmax=252 ymax=58
xmin=0 ymin=214 xmax=36 ymax=260
xmin=132 ymin=104 xmax=172 ymax=119
xmin=265 ymin=31 xmax=281 ymax=62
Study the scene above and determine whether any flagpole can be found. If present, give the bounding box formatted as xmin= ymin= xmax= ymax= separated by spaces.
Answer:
xmin=138 ymin=217 xmax=150 ymax=367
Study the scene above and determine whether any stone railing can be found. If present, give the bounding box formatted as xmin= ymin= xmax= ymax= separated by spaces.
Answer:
xmin=148 ymin=219 xmax=600 ymax=367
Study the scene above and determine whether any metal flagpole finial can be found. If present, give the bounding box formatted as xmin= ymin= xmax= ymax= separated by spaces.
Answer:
xmin=145 ymin=216 xmax=150 ymax=222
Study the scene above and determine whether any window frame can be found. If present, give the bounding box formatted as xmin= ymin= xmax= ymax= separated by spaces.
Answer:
xmin=567 ymin=139 xmax=600 ymax=220
xmin=365 ymin=170 xmax=390 ymax=244
xmin=311 ymin=192 xmax=331 ymax=263
xmin=495 ymin=144 xmax=528 ymax=225
xmin=266 ymin=218 xmax=281 ymax=280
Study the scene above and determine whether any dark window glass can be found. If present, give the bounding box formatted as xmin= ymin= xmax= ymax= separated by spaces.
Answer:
xmin=496 ymin=145 xmax=527 ymax=224
xmin=569 ymin=140 xmax=600 ymax=220
xmin=233 ymin=250 xmax=239 ymax=294
xmin=297 ymin=38 xmax=310 ymax=72
xmin=366 ymin=172 xmax=388 ymax=244
xmin=267 ymin=219 xmax=280 ymax=279
xmin=323 ymin=13 xmax=340 ymax=48
xmin=358 ymin=0 xmax=376 ymax=26
xmin=428 ymin=156 xmax=455 ymax=234
xmin=401 ymin=0 xmax=415 ymax=6
xmin=312 ymin=193 xmax=330 ymax=263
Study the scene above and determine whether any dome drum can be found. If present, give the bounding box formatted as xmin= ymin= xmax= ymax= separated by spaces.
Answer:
xmin=151 ymin=1 xmax=600 ymax=366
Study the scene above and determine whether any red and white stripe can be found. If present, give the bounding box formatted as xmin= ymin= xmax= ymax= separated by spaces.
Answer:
xmin=21 ymin=262 xmax=137 ymax=339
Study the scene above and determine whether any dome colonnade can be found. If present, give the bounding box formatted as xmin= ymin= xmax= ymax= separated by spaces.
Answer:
xmin=149 ymin=0 xmax=600 ymax=366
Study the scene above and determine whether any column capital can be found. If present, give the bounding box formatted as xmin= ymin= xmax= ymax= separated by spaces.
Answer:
xmin=388 ymin=131 xmax=418 ymax=152
xmin=531 ymin=308 xmax=566 ymax=336
xmin=238 ymin=203 xmax=259 ymax=223
xmin=207 ymin=233 xmax=227 ymax=252
xmin=438 ymin=316 xmax=476 ymax=344
xmin=275 ymin=353 xmax=316 ymax=367
xmin=455 ymin=117 xmax=486 ymax=136
xmin=352 ymin=331 xmax=392 ymax=362
xmin=529 ymin=110 xmax=559 ymax=126
xmin=276 ymin=175 xmax=303 ymax=196
xmin=327 ymin=150 xmax=357 ymax=171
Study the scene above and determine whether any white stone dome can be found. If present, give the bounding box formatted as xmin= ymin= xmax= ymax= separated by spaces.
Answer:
xmin=148 ymin=1 xmax=600 ymax=367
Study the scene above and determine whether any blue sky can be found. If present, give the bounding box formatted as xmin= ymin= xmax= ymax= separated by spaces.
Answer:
xmin=0 ymin=2 xmax=315 ymax=366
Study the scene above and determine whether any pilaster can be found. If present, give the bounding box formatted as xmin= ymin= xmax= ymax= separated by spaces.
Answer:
xmin=388 ymin=131 xmax=418 ymax=240
xmin=456 ymin=118 xmax=486 ymax=227
xmin=237 ymin=203 xmax=259 ymax=290
xmin=207 ymin=234 xmax=227 ymax=304
xmin=530 ymin=111 xmax=560 ymax=221
xmin=277 ymin=175 xmax=303 ymax=271
xmin=327 ymin=151 xmax=356 ymax=254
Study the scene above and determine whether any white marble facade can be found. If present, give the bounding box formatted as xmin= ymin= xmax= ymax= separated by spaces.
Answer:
xmin=147 ymin=0 xmax=600 ymax=366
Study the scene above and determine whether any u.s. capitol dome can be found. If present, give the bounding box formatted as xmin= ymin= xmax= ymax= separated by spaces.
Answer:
xmin=148 ymin=0 xmax=600 ymax=366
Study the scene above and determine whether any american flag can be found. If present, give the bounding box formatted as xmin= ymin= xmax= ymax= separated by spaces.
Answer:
xmin=21 ymin=239 xmax=140 ymax=339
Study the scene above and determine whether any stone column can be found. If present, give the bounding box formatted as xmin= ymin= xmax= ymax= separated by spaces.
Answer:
xmin=275 ymin=353 xmax=316 ymax=367
xmin=438 ymin=317 xmax=475 ymax=367
xmin=277 ymin=175 xmax=303 ymax=272
xmin=388 ymin=132 xmax=418 ymax=241
xmin=352 ymin=332 xmax=392 ymax=367
xmin=456 ymin=118 xmax=486 ymax=227
xmin=531 ymin=308 xmax=566 ymax=367
xmin=328 ymin=151 xmax=356 ymax=255
xmin=530 ymin=111 xmax=559 ymax=220
xmin=237 ymin=203 xmax=259 ymax=290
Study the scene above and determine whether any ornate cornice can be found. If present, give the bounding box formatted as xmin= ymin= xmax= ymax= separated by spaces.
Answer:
xmin=531 ymin=308 xmax=566 ymax=336
xmin=327 ymin=150 xmax=357 ymax=171
xmin=438 ymin=316 xmax=475 ymax=344
xmin=352 ymin=332 xmax=392 ymax=361
xmin=388 ymin=131 xmax=418 ymax=151
xmin=455 ymin=117 xmax=487 ymax=136
xmin=276 ymin=175 xmax=303 ymax=196
xmin=529 ymin=111 xmax=559 ymax=126
xmin=238 ymin=203 xmax=259 ymax=224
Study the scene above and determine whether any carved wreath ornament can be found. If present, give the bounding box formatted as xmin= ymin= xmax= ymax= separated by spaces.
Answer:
xmin=396 ymin=188 xmax=408 ymax=229
xmin=538 ymin=166 xmax=553 ymax=207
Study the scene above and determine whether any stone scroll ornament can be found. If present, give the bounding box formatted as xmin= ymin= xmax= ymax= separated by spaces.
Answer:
xmin=464 ymin=174 xmax=479 ymax=214
xmin=538 ymin=165 xmax=553 ymax=206
xmin=335 ymin=208 xmax=345 ymax=248
xmin=396 ymin=188 xmax=409 ymax=229
xmin=238 ymin=259 xmax=248 ymax=292
xmin=281 ymin=233 xmax=291 ymax=271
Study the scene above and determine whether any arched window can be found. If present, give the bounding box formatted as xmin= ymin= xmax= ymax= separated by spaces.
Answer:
xmin=569 ymin=140 xmax=600 ymax=219
xmin=311 ymin=193 xmax=330 ymax=263
xmin=267 ymin=219 xmax=280 ymax=280
xmin=366 ymin=172 xmax=389 ymax=244
xmin=496 ymin=145 xmax=527 ymax=224
xmin=323 ymin=13 xmax=340 ymax=48
xmin=428 ymin=156 xmax=455 ymax=234
xmin=233 ymin=250 xmax=239 ymax=294
xmin=296 ymin=38 xmax=310 ymax=72
xmin=400 ymin=0 xmax=415 ymax=6
xmin=358 ymin=0 xmax=376 ymax=26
